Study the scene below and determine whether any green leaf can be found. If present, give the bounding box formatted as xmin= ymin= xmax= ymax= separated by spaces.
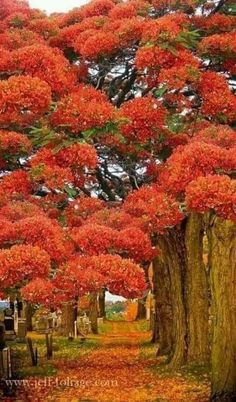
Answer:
xmin=64 ymin=186 xmax=77 ymax=198
xmin=154 ymin=86 xmax=168 ymax=99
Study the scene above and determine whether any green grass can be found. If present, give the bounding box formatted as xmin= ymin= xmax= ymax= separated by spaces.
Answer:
xmin=98 ymin=320 xmax=115 ymax=334
xmin=8 ymin=334 xmax=98 ymax=378
xmin=139 ymin=340 xmax=210 ymax=383
xmin=99 ymin=319 xmax=150 ymax=334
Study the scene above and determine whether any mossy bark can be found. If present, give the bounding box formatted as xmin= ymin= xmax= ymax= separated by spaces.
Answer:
xmin=152 ymin=255 xmax=174 ymax=355
xmin=158 ymin=224 xmax=188 ymax=368
xmin=185 ymin=213 xmax=209 ymax=363
xmin=208 ymin=217 xmax=236 ymax=401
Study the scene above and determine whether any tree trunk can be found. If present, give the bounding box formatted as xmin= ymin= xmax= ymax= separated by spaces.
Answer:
xmin=136 ymin=297 xmax=147 ymax=320
xmin=98 ymin=289 xmax=106 ymax=318
xmin=158 ymin=224 xmax=188 ymax=368
xmin=89 ymin=293 xmax=98 ymax=334
xmin=136 ymin=265 xmax=150 ymax=320
xmin=152 ymin=256 xmax=174 ymax=356
xmin=61 ymin=302 xmax=75 ymax=337
xmin=24 ymin=302 xmax=33 ymax=332
xmin=151 ymin=259 xmax=159 ymax=343
xmin=208 ymin=217 xmax=236 ymax=401
xmin=185 ymin=213 xmax=209 ymax=363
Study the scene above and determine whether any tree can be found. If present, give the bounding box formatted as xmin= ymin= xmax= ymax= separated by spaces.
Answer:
xmin=0 ymin=1 xmax=235 ymax=399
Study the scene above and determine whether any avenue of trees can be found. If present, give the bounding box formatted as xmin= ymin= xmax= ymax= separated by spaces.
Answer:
xmin=0 ymin=0 xmax=235 ymax=400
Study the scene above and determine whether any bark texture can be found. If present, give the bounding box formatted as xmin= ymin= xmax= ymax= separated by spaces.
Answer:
xmin=61 ymin=302 xmax=75 ymax=337
xmin=24 ymin=302 xmax=33 ymax=332
xmin=208 ymin=218 xmax=236 ymax=402
xmin=98 ymin=289 xmax=106 ymax=318
xmin=185 ymin=213 xmax=209 ymax=363
xmin=89 ymin=293 xmax=98 ymax=334
xmin=158 ymin=224 xmax=187 ymax=368
xmin=152 ymin=255 xmax=174 ymax=355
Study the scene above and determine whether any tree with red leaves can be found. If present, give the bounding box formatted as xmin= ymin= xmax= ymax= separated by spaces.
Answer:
xmin=0 ymin=0 xmax=235 ymax=399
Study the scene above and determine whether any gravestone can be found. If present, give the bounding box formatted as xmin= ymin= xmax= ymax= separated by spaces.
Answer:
xmin=4 ymin=309 xmax=15 ymax=341
xmin=0 ymin=321 xmax=6 ymax=351
xmin=17 ymin=319 xmax=27 ymax=339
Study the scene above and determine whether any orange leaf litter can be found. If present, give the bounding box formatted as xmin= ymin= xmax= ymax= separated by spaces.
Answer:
xmin=19 ymin=322 xmax=210 ymax=402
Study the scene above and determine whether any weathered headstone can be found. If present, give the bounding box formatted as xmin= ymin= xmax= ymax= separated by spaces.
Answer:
xmin=0 ymin=321 xmax=6 ymax=351
xmin=17 ymin=318 xmax=27 ymax=339
xmin=4 ymin=309 xmax=15 ymax=341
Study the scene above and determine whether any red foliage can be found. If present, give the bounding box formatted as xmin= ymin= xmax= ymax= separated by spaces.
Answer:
xmin=53 ymin=261 xmax=105 ymax=299
xmin=0 ymin=170 xmax=32 ymax=199
xmin=16 ymin=216 xmax=73 ymax=262
xmin=0 ymin=75 xmax=51 ymax=127
xmin=119 ymin=97 xmax=167 ymax=143
xmin=160 ymin=142 xmax=236 ymax=194
xmin=197 ymin=71 xmax=236 ymax=122
xmin=27 ymin=18 xmax=59 ymax=39
xmin=71 ymin=223 xmax=116 ymax=255
xmin=135 ymin=46 xmax=199 ymax=88
xmin=57 ymin=143 xmax=98 ymax=170
xmin=0 ymin=244 xmax=51 ymax=289
xmin=10 ymin=45 xmax=77 ymax=95
xmin=124 ymin=185 xmax=184 ymax=233
xmin=0 ymin=0 xmax=30 ymax=20
xmin=77 ymin=31 xmax=119 ymax=59
xmin=80 ymin=0 xmax=115 ymax=19
xmin=186 ymin=175 xmax=236 ymax=222
xmin=68 ymin=254 xmax=147 ymax=298
xmin=193 ymin=13 xmax=236 ymax=33
xmin=109 ymin=0 xmax=150 ymax=19
xmin=141 ymin=13 xmax=188 ymax=43
xmin=21 ymin=278 xmax=57 ymax=306
xmin=64 ymin=197 xmax=105 ymax=227
xmin=31 ymin=164 xmax=74 ymax=190
xmin=192 ymin=125 xmax=236 ymax=149
xmin=0 ymin=130 xmax=31 ymax=167
xmin=115 ymin=227 xmax=156 ymax=262
xmin=50 ymin=85 xmax=114 ymax=134
xmin=0 ymin=201 xmax=44 ymax=222
xmin=0 ymin=28 xmax=44 ymax=50
xmin=0 ymin=218 xmax=18 ymax=247
xmin=87 ymin=208 xmax=143 ymax=230
xmin=199 ymin=32 xmax=236 ymax=58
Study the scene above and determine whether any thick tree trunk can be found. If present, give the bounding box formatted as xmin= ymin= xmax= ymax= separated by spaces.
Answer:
xmin=136 ymin=265 xmax=150 ymax=320
xmin=89 ymin=293 xmax=98 ymax=334
xmin=61 ymin=302 xmax=75 ymax=337
xmin=151 ymin=259 xmax=159 ymax=343
xmin=98 ymin=289 xmax=106 ymax=318
xmin=208 ymin=217 xmax=236 ymax=401
xmin=158 ymin=224 xmax=188 ymax=368
xmin=185 ymin=213 xmax=209 ymax=363
xmin=152 ymin=256 xmax=174 ymax=356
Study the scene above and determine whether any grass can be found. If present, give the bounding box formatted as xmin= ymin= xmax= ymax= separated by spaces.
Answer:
xmin=99 ymin=319 xmax=150 ymax=334
xmin=139 ymin=340 xmax=210 ymax=383
xmin=8 ymin=333 xmax=98 ymax=378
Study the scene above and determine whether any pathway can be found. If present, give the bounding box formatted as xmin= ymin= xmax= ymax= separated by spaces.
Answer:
xmin=19 ymin=321 xmax=210 ymax=402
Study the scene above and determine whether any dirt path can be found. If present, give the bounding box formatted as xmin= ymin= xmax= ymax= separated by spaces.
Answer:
xmin=20 ymin=321 xmax=210 ymax=402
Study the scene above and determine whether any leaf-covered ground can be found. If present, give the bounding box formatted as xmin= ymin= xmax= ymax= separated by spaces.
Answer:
xmin=6 ymin=321 xmax=210 ymax=402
